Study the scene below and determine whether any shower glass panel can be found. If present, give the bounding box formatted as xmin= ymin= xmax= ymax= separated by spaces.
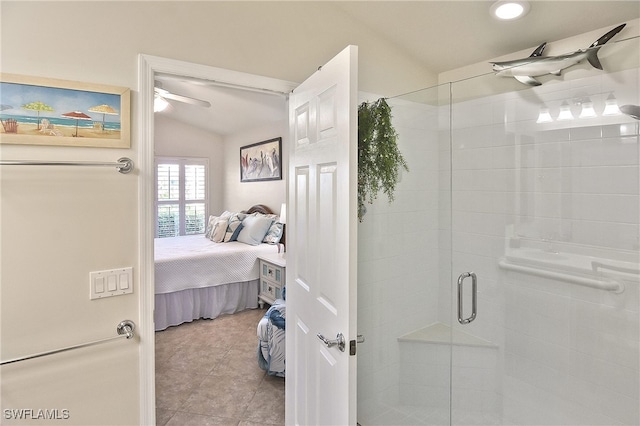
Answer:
xmin=357 ymin=83 xmax=453 ymax=425
xmin=357 ymin=33 xmax=639 ymax=426
xmin=449 ymin=34 xmax=639 ymax=425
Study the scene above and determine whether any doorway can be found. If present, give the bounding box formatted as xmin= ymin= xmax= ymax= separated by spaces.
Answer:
xmin=138 ymin=54 xmax=297 ymax=425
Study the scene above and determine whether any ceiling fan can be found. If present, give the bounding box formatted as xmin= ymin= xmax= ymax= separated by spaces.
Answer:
xmin=154 ymin=81 xmax=211 ymax=111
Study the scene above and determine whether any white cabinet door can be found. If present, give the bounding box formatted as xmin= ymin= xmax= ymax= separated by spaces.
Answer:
xmin=286 ymin=45 xmax=358 ymax=425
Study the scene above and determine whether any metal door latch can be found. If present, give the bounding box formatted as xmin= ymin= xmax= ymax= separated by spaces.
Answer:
xmin=317 ymin=332 xmax=345 ymax=352
xmin=350 ymin=335 xmax=365 ymax=356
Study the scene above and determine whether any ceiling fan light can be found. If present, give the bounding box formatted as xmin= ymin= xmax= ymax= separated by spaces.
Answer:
xmin=154 ymin=94 xmax=169 ymax=113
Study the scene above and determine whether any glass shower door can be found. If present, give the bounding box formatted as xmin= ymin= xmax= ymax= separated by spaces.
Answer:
xmin=449 ymin=34 xmax=640 ymax=425
xmin=357 ymin=33 xmax=639 ymax=426
xmin=356 ymin=83 xmax=454 ymax=425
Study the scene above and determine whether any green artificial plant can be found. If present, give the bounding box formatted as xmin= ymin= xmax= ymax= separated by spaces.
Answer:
xmin=357 ymin=98 xmax=408 ymax=222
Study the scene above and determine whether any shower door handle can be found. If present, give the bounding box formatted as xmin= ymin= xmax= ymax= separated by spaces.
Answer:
xmin=457 ymin=272 xmax=477 ymax=324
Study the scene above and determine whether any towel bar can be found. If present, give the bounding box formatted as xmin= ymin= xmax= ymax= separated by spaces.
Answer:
xmin=592 ymin=261 xmax=640 ymax=276
xmin=0 ymin=320 xmax=135 ymax=366
xmin=0 ymin=157 xmax=134 ymax=174
xmin=498 ymin=259 xmax=624 ymax=293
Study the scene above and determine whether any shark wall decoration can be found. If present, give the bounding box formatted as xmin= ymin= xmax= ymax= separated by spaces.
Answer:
xmin=491 ymin=24 xmax=626 ymax=86
xmin=620 ymin=105 xmax=640 ymax=120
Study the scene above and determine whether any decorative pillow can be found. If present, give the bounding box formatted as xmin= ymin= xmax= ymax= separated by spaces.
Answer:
xmin=263 ymin=222 xmax=284 ymax=244
xmin=205 ymin=211 xmax=233 ymax=238
xmin=204 ymin=215 xmax=219 ymax=239
xmin=209 ymin=217 xmax=228 ymax=243
xmin=224 ymin=212 xmax=247 ymax=242
xmin=252 ymin=212 xmax=278 ymax=221
xmin=236 ymin=215 xmax=274 ymax=246
xmin=229 ymin=223 xmax=244 ymax=241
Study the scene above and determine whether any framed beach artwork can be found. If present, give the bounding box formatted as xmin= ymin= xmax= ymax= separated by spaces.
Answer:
xmin=0 ymin=73 xmax=130 ymax=148
xmin=240 ymin=137 xmax=282 ymax=182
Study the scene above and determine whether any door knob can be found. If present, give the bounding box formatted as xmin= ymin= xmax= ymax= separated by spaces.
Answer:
xmin=317 ymin=332 xmax=345 ymax=352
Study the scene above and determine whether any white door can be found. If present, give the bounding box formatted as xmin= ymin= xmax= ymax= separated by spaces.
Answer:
xmin=286 ymin=45 xmax=358 ymax=425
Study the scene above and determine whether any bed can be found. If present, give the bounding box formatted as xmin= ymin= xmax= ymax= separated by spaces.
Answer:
xmin=257 ymin=293 xmax=286 ymax=377
xmin=154 ymin=204 xmax=283 ymax=331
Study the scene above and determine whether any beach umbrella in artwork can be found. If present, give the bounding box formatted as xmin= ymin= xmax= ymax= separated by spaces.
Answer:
xmin=88 ymin=104 xmax=118 ymax=132
xmin=22 ymin=101 xmax=54 ymax=130
xmin=62 ymin=111 xmax=92 ymax=137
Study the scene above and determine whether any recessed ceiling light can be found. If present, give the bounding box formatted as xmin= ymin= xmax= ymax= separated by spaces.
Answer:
xmin=491 ymin=1 xmax=530 ymax=20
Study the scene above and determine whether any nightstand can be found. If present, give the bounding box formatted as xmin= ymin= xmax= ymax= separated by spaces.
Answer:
xmin=258 ymin=253 xmax=286 ymax=308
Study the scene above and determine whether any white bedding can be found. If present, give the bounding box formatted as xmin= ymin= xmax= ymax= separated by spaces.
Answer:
xmin=154 ymin=235 xmax=279 ymax=294
xmin=257 ymin=298 xmax=286 ymax=377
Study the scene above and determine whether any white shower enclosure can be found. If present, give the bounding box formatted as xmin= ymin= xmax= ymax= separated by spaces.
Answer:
xmin=357 ymin=34 xmax=639 ymax=425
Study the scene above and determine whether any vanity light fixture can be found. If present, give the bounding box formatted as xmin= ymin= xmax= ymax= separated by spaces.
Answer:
xmin=490 ymin=1 xmax=530 ymax=20
xmin=536 ymin=105 xmax=553 ymax=123
xmin=579 ymin=98 xmax=597 ymax=118
xmin=602 ymin=93 xmax=621 ymax=116
xmin=557 ymin=101 xmax=574 ymax=121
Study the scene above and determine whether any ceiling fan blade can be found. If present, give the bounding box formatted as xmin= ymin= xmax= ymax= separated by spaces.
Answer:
xmin=154 ymin=87 xmax=211 ymax=108
xmin=162 ymin=92 xmax=211 ymax=108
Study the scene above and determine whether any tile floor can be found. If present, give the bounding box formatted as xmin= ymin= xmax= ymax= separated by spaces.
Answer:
xmin=155 ymin=308 xmax=285 ymax=426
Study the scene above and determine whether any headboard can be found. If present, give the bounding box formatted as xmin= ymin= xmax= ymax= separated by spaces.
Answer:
xmin=244 ymin=204 xmax=274 ymax=215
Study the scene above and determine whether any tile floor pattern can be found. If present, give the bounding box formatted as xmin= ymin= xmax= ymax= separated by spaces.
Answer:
xmin=155 ymin=308 xmax=285 ymax=426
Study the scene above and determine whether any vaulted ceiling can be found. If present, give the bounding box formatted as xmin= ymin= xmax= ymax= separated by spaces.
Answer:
xmin=155 ymin=1 xmax=639 ymax=136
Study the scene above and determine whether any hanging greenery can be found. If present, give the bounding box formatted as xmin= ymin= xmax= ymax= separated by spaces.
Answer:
xmin=357 ymin=98 xmax=408 ymax=222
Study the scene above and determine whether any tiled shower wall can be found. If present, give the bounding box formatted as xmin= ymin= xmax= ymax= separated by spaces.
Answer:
xmin=445 ymin=67 xmax=639 ymax=424
xmin=357 ymin=94 xmax=442 ymax=416
xmin=357 ymin=60 xmax=638 ymax=424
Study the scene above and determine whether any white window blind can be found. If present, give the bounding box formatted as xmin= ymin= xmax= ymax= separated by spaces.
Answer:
xmin=155 ymin=158 xmax=208 ymax=238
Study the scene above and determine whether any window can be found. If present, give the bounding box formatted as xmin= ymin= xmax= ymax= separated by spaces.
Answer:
xmin=155 ymin=157 xmax=208 ymax=238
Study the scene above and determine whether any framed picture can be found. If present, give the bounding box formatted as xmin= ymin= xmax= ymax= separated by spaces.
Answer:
xmin=240 ymin=137 xmax=282 ymax=182
xmin=0 ymin=73 xmax=130 ymax=148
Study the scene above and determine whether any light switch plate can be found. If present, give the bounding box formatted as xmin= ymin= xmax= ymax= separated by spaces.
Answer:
xmin=90 ymin=267 xmax=133 ymax=300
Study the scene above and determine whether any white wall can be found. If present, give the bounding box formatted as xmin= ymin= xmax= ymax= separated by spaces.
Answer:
xmin=0 ymin=161 xmax=139 ymax=426
xmin=0 ymin=2 xmax=433 ymax=424
xmin=154 ymin=115 xmax=225 ymax=214
xmin=156 ymin=102 xmax=287 ymax=218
